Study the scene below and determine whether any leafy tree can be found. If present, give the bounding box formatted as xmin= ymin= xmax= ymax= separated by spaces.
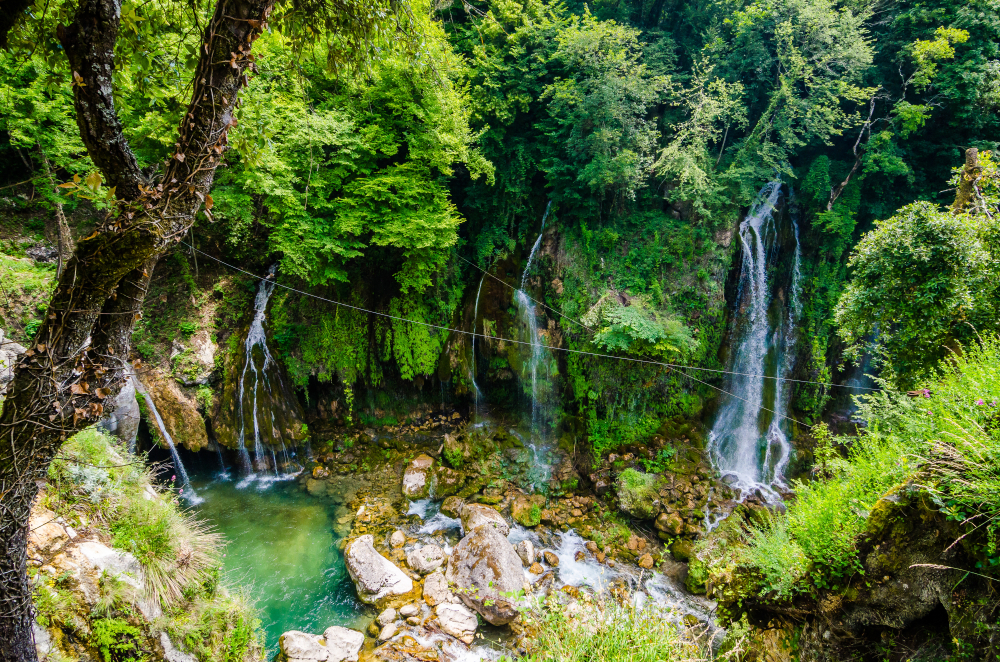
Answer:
xmin=836 ymin=150 xmax=1000 ymax=386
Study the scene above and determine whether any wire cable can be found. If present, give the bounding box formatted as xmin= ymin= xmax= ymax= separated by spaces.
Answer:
xmin=178 ymin=242 xmax=881 ymax=394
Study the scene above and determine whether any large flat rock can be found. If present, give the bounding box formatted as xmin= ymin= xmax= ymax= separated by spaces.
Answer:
xmin=345 ymin=534 xmax=413 ymax=605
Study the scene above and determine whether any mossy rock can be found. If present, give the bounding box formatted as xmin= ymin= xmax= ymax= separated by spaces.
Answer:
xmin=616 ymin=468 xmax=659 ymax=519
xmin=511 ymin=495 xmax=545 ymax=528
xmin=686 ymin=558 xmax=708 ymax=594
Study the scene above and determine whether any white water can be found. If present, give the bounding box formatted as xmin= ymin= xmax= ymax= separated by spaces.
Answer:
xmin=235 ymin=264 xmax=291 ymax=478
xmin=132 ymin=374 xmax=202 ymax=504
xmin=515 ymin=202 xmax=553 ymax=488
xmin=708 ymin=181 xmax=800 ymax=501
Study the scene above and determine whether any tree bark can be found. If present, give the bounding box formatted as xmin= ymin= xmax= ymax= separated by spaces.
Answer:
xmin=952 ymin=147 xmax=980 ymax=214
xmin=0 ymin=0 xmax=274 ymax=658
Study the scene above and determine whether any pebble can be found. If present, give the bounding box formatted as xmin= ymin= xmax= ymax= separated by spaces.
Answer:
xmin=529 ymin=562 xmax=544 ymax=574
xmin=406 ymin=616 xmax=421 ymax=626
xmin=378 ymin=622 xmax=397 ymax=641
xmin=543 ymin=550 xmax=559 ymax=566
xmin=399 ymin=603 xmax=419 ymax=617
xmin=585 ymin=541 xmax=598 ymax=553
xmin=607 ymin=559 xmax=616 ymax=568
xmin=390 ymin=530 xmax=406 ymax=548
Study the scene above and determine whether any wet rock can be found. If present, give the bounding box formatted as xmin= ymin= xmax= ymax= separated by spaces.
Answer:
xmin=407 ymin=544 xmax=445 ymax=575
xmin=617 ymin=469 xmax=659 ymax=519
xmin=446 ymin=524 xmax=525 ymax=625
xmin=345 ymin=535 xmax=413 ymax=605
xmin=460 ymin=503 xmax=509 ymax=536
xmin=143 ymin=370 xmax=209 ymax=451
xmin=378 ymin=622 xmax=397 ymax=641
xmin=542 ymin=550 xmax=559 ymax=567
xmin=280 ymin=631 xmax=329 ymax=661
xmin=656 ymin=511 xmax=684 ymax=536
xmin=27 ymin=508 xmax=70 ymax=555
xmin=515 ymin=539 xmax=535 ymax=567
xmin=670 ymin=539 xmax=694 ymax=562
xmin=98 ymin=378 xmax=140 ymax=447
xmin=638 ymin=554 xmax=654 ymax=569
xmin=399 ymin=603 xmax=419 ymax=617
xmin=390 ymin=530 xmax=406 ymax=548
xmin=511 ymin=494 xmax=546 ymax=527
xmin=0 ymin=329 xmax=26 ymax=393
xmin=434 ymin=466 xmax=464 ymax=498
xmin=402 ymin=454 xmax=435 ymax=498
xmin=377 ymin=608 xmax=397 ymax=627
xmin=585 ymin=541 xmax=598 ymax=554
xmin=422 ymin=570 xmax=454 ymax=606
xmin=436 ymin=603 xmax=478 ymax=644
xmin=529 ymin=563 xmax=544 ymax=574
xmin=324 ymin=627 xmax=364 ymax=662
xmin=440 ymin=496 xmax=464 ymax=518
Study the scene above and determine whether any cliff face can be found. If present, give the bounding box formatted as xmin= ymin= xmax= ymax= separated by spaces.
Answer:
xmin=712 ymin=488 xmax=1000 ymax=661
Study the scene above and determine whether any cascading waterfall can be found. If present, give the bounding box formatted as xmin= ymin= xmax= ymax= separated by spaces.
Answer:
xmin=235 ymin=264 xmax=291 ymax=478
xmin=708 ymin=181 xmax=800 ymax=501
xmin=515 ymin=201 xmax=553 ymax=487
xmin=132 ymin=374 xmax=202 ymax=504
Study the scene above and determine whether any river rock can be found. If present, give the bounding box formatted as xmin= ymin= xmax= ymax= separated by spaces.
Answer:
xmin=515 ymin=539 xmax=535 ymax=567
xmin=656 ymin=511 xmax=684 ymax=536
xmin=445 ymin=523 xmax=525 ymax=625
xmin=390 ymin=530 xmax=406 ymax=548
xmin=323 ymin=627 xmax=364 ymax=662
xmin=399 ymin=603 xmax=419 ymax=617
xmin=377 ymin=608 xmax=397 ymax=627
xmin=511 ymin=494 xmax=545 ymax=527
xmin=345 ymin=535 xmax=413 ymax=605
xmin=638 ymin=553 xmax=654 ymax=569
xmin=422 ymin=570 xmax=454 ymax=607
xmin=617 ymin=468 xmax=659 ymax=519
xmin=460 ymin=503 xmax=509 ymax=536
xmin=0 ymin=329 xmax=26 ymax=393
xmin=407 ymin=544 xmax=445 ymax=574
xmin=542 ymin=550 xmax=559 ymax=567
xmin=402 ymin=454 xmax=435 ymax=498
xmin=436 ymin=603 xmax=478 ymax=644
xmin=98 ymin=378 xmax=141 ymax=447
xmin=440 ymin=496 xmax=464 ymax=518
xmin=378 ymin=622 xmax=397 ymax=641
xmin=280 ymin=631 xmax=329 ymax=661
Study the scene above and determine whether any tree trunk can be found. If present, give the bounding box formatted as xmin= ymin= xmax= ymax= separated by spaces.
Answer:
xmin=952 ymin=147 xmax=980 ymax=214
xmin=0 ymin=0 xmax=274 ymax=658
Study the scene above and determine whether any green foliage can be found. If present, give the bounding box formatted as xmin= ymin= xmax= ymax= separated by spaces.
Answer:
xmin=640 ymin=447 xmax=677 ymax=473
xmin=91 ymin=616 xmax=146 ymax=662
xmin=510 ymin=597 xmax=710 ymax=662
xmin=836 ymin=196 xmax=1000 ymax=387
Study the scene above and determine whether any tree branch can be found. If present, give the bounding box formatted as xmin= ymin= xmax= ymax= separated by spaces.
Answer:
xmin=57 ymin=0 xmax=145 ymax=201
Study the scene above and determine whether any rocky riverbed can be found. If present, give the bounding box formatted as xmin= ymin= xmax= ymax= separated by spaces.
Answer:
xmin=274 ymin=418 xmax=726 ymax=661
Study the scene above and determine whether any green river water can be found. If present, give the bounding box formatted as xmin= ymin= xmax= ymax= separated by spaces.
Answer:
xmin=188 ymin=473 xmax=371 ymax=651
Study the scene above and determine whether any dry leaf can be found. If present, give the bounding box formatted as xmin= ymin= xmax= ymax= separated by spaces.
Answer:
xmin=70 ymin=382 xmax=89 ymax=395
xmin=95 ymin=387 xmax=111 ymax=399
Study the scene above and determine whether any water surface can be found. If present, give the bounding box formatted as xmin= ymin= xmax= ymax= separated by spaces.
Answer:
xmin=189 ymin=473 xmax=370 ymax=651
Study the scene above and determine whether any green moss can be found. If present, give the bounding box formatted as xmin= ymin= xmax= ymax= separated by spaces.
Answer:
xmin=616 ymin=469 xmax=659 ymax=519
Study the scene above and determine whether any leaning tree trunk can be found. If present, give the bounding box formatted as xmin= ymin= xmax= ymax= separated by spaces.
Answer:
xmin=0 ymin=0 xmax=274 ymax=658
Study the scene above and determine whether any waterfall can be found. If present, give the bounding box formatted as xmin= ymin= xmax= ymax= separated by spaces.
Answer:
xmin=708 ymin=181 xmax=800 ymax=501
xmin=515 ymin=201 xmax=553 ymax=488
xmin=132 ymin=374 xmax=202 ymax=504
xmin=235 ymin=264 xmax=287 ymax=477
xmin=471 ymin=273 xmax=486 ymax=420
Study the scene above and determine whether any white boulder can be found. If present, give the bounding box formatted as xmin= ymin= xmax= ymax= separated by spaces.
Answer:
xmin=436 ymin=603 xmax=478 ymax=644
xmin=407 ymin=544 xmax=445 ymax=575
xmin=460 ymin=503 xmax=509 ymax=536
xmin=344 ymin=535 xmax=413 ymax=605
xmin=280 ymin=631 xmax=329 ymax=661
xmin=445 ymin=523 xmax=526 ymax=625
xmin=402 ymin=454 xmax=435 ymax=498
xmin=323 ymin=626 xmax=364 ymax=662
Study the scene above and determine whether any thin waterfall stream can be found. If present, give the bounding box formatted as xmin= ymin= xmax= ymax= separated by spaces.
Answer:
xmin=132 ymin=373 xmax=202 ymax=504
xmin=471 ymin=273 xmax=486 ymax=421
xmin=708 ymin=181 xmax=800 ymax=502
xmin=235 ymin=264 xmax=296 ymax=480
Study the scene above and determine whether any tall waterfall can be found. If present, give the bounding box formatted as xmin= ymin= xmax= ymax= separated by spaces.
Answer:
xmin=132 ymin=374 xmax=202 ymax=504
xmin=515 ymin=201 xmax=553 ymax=487
xmin=235 ymin=265 xmax=291 ymax=477
xmin=708 ymin=181 xmax=801 ymax=500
